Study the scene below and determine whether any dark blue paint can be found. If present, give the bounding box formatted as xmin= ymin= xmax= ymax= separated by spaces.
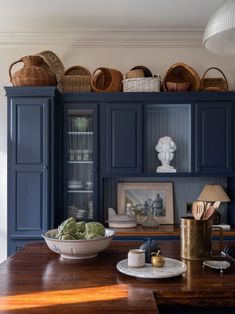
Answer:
xmin=195 ymin=102 xmax=232 ymax=174
xmin=5 ymin=87 xmax=235 ymax=254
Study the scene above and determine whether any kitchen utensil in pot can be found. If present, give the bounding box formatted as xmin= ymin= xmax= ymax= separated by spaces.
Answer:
xmin=192 ymin=201 xmax=204 ymax=220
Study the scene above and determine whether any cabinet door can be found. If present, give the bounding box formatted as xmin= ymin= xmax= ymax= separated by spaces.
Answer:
xmin=8 ymin=98 xmax=50 ymax=255
xmin=105 ymin=103 xmax=142 ymax=174
xmin=195 ymin=102 xmax=232 ymax=174
xmin=63 ymin=104 xmax=98 ymax=221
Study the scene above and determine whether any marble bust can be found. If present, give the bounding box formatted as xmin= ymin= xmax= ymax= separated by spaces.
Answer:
xmin=155 ymin=136 xmax=177 ymax=173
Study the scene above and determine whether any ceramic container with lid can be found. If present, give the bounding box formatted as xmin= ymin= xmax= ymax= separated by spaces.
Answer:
xmin=108 ymin=208 xmax=137 ymax=228
xmin=139 ymin=237 xmax=160 ymax=263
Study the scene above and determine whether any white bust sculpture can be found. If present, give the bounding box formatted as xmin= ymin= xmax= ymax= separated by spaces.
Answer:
xmin=155 ymin=136 xmax=177 ymax=173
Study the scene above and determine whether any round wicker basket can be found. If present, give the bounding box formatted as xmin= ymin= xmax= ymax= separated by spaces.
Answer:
xmin=162 ymin=62 xmax=200 ymax=92
xmin=36 ymin=50 xmax=65 ymax=82
xmin=131 ymin=65 xmax=152 ymax=77
xmin=91 ymin=67 xmax=123 ymax=92
xmin=124 ymin=69 xmax=145 ymax=79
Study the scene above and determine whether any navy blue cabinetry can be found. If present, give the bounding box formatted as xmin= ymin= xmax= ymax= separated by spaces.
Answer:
xmin=195 ymin=102 xmax=233 ymax=174
xmin=6 ymin=87 xmax=57 ymax=255
xmin=6 ymin=90 xmax=235 ymax=253
xmin=62 ymin=101 xmax=99 ymax=221
xmin=104 ymin=102 xmax=143 ymax=174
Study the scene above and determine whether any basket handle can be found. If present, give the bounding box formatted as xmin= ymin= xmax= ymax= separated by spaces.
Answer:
xmin=201 ymin=67 xmax=228 ymax=89
xmin=91 ymin=68 xmax=107 ymax=90
xmin=9 ymin=58 xmax=23 ymax=83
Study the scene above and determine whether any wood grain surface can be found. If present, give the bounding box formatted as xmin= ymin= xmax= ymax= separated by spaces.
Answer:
xmin=0 ymin=240 xmax=234 ymax=314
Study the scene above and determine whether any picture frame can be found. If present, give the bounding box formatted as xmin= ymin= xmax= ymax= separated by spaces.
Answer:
xmin=117 ymin=182 xmax=174 ymax=224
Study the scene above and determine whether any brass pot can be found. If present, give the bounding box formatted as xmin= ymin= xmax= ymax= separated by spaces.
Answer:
xmin=180 ymin=216 xmax=213 ymax=260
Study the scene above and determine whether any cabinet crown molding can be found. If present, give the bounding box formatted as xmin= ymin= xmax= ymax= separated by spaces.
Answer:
xmin=0 ymin=29 xmax=203 ymax=47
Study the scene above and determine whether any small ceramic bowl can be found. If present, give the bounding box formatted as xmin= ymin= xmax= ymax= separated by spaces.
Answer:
xmin=166 ymin=81 xmax=190 ymax=92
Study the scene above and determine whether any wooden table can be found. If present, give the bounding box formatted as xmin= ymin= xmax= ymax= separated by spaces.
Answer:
xmin=0 ymin=241 xmax=234 ymax=314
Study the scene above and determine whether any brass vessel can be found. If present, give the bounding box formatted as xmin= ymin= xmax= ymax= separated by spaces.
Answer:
xmin=180 ymin=216 xmax=213 ymax=260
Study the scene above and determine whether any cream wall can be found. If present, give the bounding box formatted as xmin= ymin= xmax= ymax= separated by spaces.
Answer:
xmin=1 ymin=44 xmax=235 ymax=262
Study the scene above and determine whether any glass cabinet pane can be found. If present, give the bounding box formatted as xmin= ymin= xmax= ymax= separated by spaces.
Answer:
xmin=66 ymin=109 xmax=94 ymax=221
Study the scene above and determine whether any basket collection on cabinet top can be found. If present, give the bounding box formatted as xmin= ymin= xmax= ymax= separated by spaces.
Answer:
xmin=8 ymin=51 xmax=231 ymax=93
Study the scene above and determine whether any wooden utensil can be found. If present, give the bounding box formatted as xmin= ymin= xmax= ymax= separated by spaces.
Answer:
xmin=213 ymin=201 xmax=221 ymax=209
xmin=192 ymin=201 xmax=204 ymax=220
xmin=206 ymin=202 xmax=211 ymax=210
xmin=202 ymin=205 xmax=215 ymax=220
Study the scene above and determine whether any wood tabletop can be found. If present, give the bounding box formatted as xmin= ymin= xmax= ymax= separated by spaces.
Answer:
xmin=0 ymin=240 xmax=234 ymax=314
xmin=113 ymin=224 xmax=235 ymax=237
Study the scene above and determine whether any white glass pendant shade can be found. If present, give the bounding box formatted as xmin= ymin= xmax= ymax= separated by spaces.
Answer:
xmin=203 ymin=0 xmax=235 ymax=55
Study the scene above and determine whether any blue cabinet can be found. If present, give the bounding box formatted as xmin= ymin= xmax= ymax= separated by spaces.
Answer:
xmin=6 ymin=87 xmax=57 ymax=255
xmin=62 ymin=102 xmax=99 ymax=221
xmin=104 ymin=102 xmax=143 ymax=174
xmin=195 ymin=102 xmax=233 ymax=174
xmin=6 ymin=90 xmax=235 ymax=254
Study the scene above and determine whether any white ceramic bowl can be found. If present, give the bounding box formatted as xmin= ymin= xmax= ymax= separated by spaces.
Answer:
xmin=42 ymin=228 xmax=115 ymax=259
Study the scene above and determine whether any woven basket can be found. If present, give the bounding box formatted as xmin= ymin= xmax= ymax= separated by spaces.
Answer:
xmin=123 ymin=77 xmax=160 ymax=92
xmin=200 ymin=67 xmax=229 ymax=91
xmin=163 ymin=62 xmax=200 ymax=92
xmin=131 ymin=65 xmax=153 ymax=77
xmin=124 ymin=69 xmax=145 ymax=79
xmin=36 ymin=50 xmax=65 ymax=82
xmin=9 ymin=55 xmax=57 ymax=86
xmin=91 ymin=67 xmax=123 ymax=92
xmin=58 ymin=66 xmax=91 ymax=92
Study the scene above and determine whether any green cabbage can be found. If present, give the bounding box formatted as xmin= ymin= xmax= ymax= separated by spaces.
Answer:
xmin=85 ymin=222 xmax=105 ymax=237
xmin=58 ymin=217 xmax=77 ymax=236
xmin=75 ymin=231 xmax=85 ymax=239
xmin=76 ymin=221 xmax=86 ymax=233
xmin=54 ymin=218 xmax=106 ymax=240
xmin=59 ymin=233 xmax=77 ymax=240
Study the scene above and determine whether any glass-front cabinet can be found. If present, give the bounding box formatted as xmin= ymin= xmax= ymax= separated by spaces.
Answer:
xmin=63 ymin=104 xmax=98 ymax=222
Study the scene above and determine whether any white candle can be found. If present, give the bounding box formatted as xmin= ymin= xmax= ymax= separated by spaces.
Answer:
xmin=128 ymin=249 xmax=145 ymax=268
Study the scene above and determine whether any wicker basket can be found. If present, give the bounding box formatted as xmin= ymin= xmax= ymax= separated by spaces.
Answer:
xmin=124 ymin=69 xmax=145 ymax=79
xmin=58 ymin=66 xmax=91 ymax=92
xmin=36 ymin=50 xmax=65 ymax=82
xmin=9 ymin=55 xmax=57 ymax=86
xmin=91 ymin=67 xmax=123 ymax=92
xmin=131 ymin=65 xmax=153 ymax=77
xmin=123 ymin=77 xmax=160 ymax=92
xmin=163 ymin=62 xmax=200 ymax=92
xmin=200 ymin=67 xmax=229 ymax=91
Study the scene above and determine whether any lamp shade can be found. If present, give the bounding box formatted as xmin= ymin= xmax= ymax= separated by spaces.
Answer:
xmin=197 ymin=184 xmax=230 ymax=202
xmin=203 ymin=0 xmax=235 ymax=55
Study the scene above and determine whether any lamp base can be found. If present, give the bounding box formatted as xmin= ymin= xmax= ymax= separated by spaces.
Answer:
xmin=212 ymin=209 xmax=221 ymax=225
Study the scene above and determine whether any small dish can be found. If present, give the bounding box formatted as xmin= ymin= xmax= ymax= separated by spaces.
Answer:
xmin=117 ymin=258 xmax=187 ymax=278
xmin=203 ymin=260 xmax=230 ymax=273
xmin=108 ymin=220 xmax=137 ymax=228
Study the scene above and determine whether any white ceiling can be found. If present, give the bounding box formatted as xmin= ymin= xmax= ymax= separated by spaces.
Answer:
xmin=0 ymin=0 xmax=224 ymax=32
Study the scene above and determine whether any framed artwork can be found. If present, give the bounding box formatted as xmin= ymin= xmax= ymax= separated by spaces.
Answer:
xmin=117 ymin=182 xmax=174 ymax=224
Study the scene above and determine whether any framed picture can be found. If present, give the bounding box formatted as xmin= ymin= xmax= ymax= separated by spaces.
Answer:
xmin=117 ymin=182 xmax=174 ymax=224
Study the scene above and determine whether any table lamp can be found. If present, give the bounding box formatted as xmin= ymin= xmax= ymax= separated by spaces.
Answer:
xmin=197 ymin=184 xmax=230 ymax=224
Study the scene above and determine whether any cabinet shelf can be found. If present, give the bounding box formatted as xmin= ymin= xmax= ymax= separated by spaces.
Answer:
xmin=68 ymin=161 xmax=93 ymax=164
xmin=67 ymin=190 xmax=93 ymax=193
xmin=68 ymin=132 xmax=93 ymax=135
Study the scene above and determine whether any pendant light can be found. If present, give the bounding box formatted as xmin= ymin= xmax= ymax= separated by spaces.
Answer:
xmin=203 ymin=0 xmax=235 ymax=55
